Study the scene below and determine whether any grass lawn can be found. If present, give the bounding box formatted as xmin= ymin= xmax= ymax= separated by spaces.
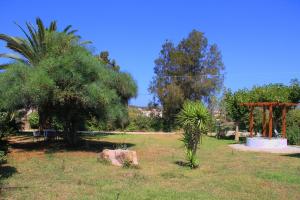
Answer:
xmin=1 ymin=133 xmax=300 ymax=200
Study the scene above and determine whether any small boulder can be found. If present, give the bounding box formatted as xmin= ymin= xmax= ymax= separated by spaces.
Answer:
xmin=99 ymin=149 xmax=138 ymax=167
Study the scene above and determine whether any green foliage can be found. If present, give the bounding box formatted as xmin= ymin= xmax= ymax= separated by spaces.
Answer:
xmin=96 ymin=51 xmax=120 ymax=72
xmin=177 ymin=101 xmax=209 ymax=168
xmin=223 ymin=82 xmax=300 ymax=131
xmin=125 ymin=107 xmax=163 ymax=131
xmin=0 ymin=111 xmax=21 ymax=137
xmin=286 ymin=125 xmax=300 ymax=145
xmin=150 ymin=30 xmax=224 ymax=129
xmin=0 ymin=150 xmax=6 ymax=165
xmin=286 ymin=109 xmax=300 ymax=145
xmin=0 ymin=138 xmax=8 ymax=165
xmin=122 ymin=159 xmax=134 ymax=169
xmin=0 ymin=19 xmax=137 ymax=145
xmin=0 ymin=17 xmax=85 ymax=68
xmin=287 ymin=109 xmax=300 ymax=128
xmin=186 ymin=149 xmax=199 ymax=169
xmin=28 ymin=111 xmax=39 ymax=129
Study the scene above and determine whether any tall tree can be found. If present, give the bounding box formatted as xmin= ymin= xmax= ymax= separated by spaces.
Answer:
xmin=0 ymin=19 xmax=137 ymax=145
xmin=149 ymin=30 xmax=224 ymax=129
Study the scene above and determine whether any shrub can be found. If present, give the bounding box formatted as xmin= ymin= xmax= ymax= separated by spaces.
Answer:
xmin=28 ymin=111 xmax=39 ymax=129
xmin=177 ymin=101 xmax=210 ymax=169
xmin=0 ymin=111 xmax=21 ymax=137
xmin=286 ymin=125 xmax=300 ymax=145
xmin=286 ymin=109 xmax=300 ymax=145
xmin=186 ymin=149 xmax=198 ymax=169
xmin=28 ymin=111 xmax=63 ymax=130
xmin=0 ymin=150 xmax=6 ymax=165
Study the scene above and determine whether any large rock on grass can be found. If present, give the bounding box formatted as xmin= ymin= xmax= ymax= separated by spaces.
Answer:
xmin=99 ymin=149 xmax=138 ymax=167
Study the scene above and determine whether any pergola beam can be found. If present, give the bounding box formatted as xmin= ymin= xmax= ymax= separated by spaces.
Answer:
xmin=240 ymin=102 xmax=298 ymax=107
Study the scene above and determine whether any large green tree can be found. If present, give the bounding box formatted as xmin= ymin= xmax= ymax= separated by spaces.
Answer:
xmin=0 ymin=19 xmax=137 ymax=145
xmin=149 ymin=30 xmax=224 ymax=129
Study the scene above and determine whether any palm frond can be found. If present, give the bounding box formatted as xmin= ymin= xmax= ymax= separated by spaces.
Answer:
xmin=67 ymin=29 xmax=78 ymax=35
xmin=63 ymin=25 xmax=72 ymax=33
xmin=0 ymin=63 xmax=10 ymax=69
xmin=79 ymin=40 xmax=92 ymax=45
xmin=0 ymin=53 xmax=27 ymax=63
xmin=0 ymin=34 xmax=34 ymax=63
xmin=49 ymin=21 xmax=57 ymax=32
xmin=36 ymin=18 xmax=46 ymax=52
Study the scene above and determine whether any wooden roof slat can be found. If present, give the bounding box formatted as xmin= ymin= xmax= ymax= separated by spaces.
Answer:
xmin=239 ymin=102 xmax=299 ymax=107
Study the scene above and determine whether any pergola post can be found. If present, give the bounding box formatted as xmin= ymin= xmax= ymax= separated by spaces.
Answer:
xmin=268 ymin=105 xmax=273 ymax=139
xmin=282 ymin=106 xmax=287 ymax=138
xmin=249 ymin=106 xmax=254 ymax=137
xmin=262 ymin=106 xmax=266 ymax=137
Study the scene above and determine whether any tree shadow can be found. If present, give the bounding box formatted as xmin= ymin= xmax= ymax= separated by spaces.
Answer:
xmin=0 ymin=166 xmax=17 ymax=180
xmin=174 ymin=160 xmax=192 ymax=168
xmin=282 ymin=153 xmax=300 ymax=158
xmin=8 ymin=136 xmax=135 ymax=154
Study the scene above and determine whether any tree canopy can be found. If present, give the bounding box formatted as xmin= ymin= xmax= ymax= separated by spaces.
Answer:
xmin=0 ymin=18 xmax=137 ymax=145
xmin=149 ymin=30 xmax=224 ymax=129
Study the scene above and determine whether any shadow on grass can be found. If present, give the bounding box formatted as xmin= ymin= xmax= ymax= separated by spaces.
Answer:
xmin=9 ymin=138 xmax=135 ymax=154
xmin=8 ymin=131 xmax=135 ymax=153
xmin=174 ymin=161 xmax=190 ymax=167
xmin=282 ymin=153 xmax=300 ymax=158
xmin=0 ymin=166 xmax=17 ymax=180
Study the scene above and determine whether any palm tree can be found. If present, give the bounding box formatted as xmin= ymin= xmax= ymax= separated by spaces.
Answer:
xmin=177 ymin=101 xmax=210 ymax=168
xmin=0 ymin=17 xmax=88 ymax=68
xmin=0 ymin=18 xmax=91 ymax=131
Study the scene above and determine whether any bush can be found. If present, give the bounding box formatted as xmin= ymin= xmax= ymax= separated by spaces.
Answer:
xmin=85 ymin=117 xmax=113 ymax=131
xmin=286 ymin=109 xmax=300 ymax=145
xmin=287 ymin=125 xmax=300 ymax=145
xmin=0 ymin=150 xmax=6 ymax=165
xmin=28 ymin=111 xmax=63 ymax=130
xmin=176 ymin=101 xmax=210 ymax=169
xmin=0 ymin=139 xmax=8 ymax=165
xmin=125 ymin=115 xmax=163 ymax=132
xmin=0 ymin=111 xmax=21 ymax=137
xmin=28 ymin=111 xmax=39 ymax=129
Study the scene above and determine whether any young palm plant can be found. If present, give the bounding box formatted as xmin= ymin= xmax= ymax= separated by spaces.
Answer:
xmin=0 ymin=17 xmax=89 ymax=68
xmin=177 ymin=101 xmax=210 ymax=169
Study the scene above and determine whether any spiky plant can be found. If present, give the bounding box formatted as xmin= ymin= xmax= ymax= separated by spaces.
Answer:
xmin=177 ymin=101 xmax=209 ymax=168
xmin=0 ymin=17 xmax=89 ymax=68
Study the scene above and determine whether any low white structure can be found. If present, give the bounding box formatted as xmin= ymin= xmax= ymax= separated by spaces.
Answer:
xmin=246 ymin=137 xmax=287 ymax=149
xmin=230 ymin=136 xmax=300 ymax=154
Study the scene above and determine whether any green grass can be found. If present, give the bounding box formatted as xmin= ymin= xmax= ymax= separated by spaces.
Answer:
xmin=1 ymin=133 xmax=300 ymax=200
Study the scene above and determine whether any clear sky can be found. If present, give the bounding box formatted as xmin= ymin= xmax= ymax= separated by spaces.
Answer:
xmin=1 ymin=0 xmax=300 ymax=106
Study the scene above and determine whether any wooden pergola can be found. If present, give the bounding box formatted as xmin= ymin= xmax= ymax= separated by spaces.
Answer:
xmin=240 ymin=102 xmax=299 ymax=138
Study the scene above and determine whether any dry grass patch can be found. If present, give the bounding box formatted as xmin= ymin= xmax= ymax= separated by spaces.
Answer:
xmin=0 ymin=133 xmax=300 ymax=199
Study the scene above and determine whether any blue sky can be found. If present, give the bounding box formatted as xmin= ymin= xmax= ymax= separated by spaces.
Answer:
xmin=1 ymin=0 xmax=300 ymax=106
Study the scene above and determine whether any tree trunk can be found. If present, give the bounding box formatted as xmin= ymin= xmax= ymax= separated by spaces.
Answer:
xmin=63 ymin=121 xmax=78 ymax=146
xmin=235 ymin=125 xmax=239 ymax=142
